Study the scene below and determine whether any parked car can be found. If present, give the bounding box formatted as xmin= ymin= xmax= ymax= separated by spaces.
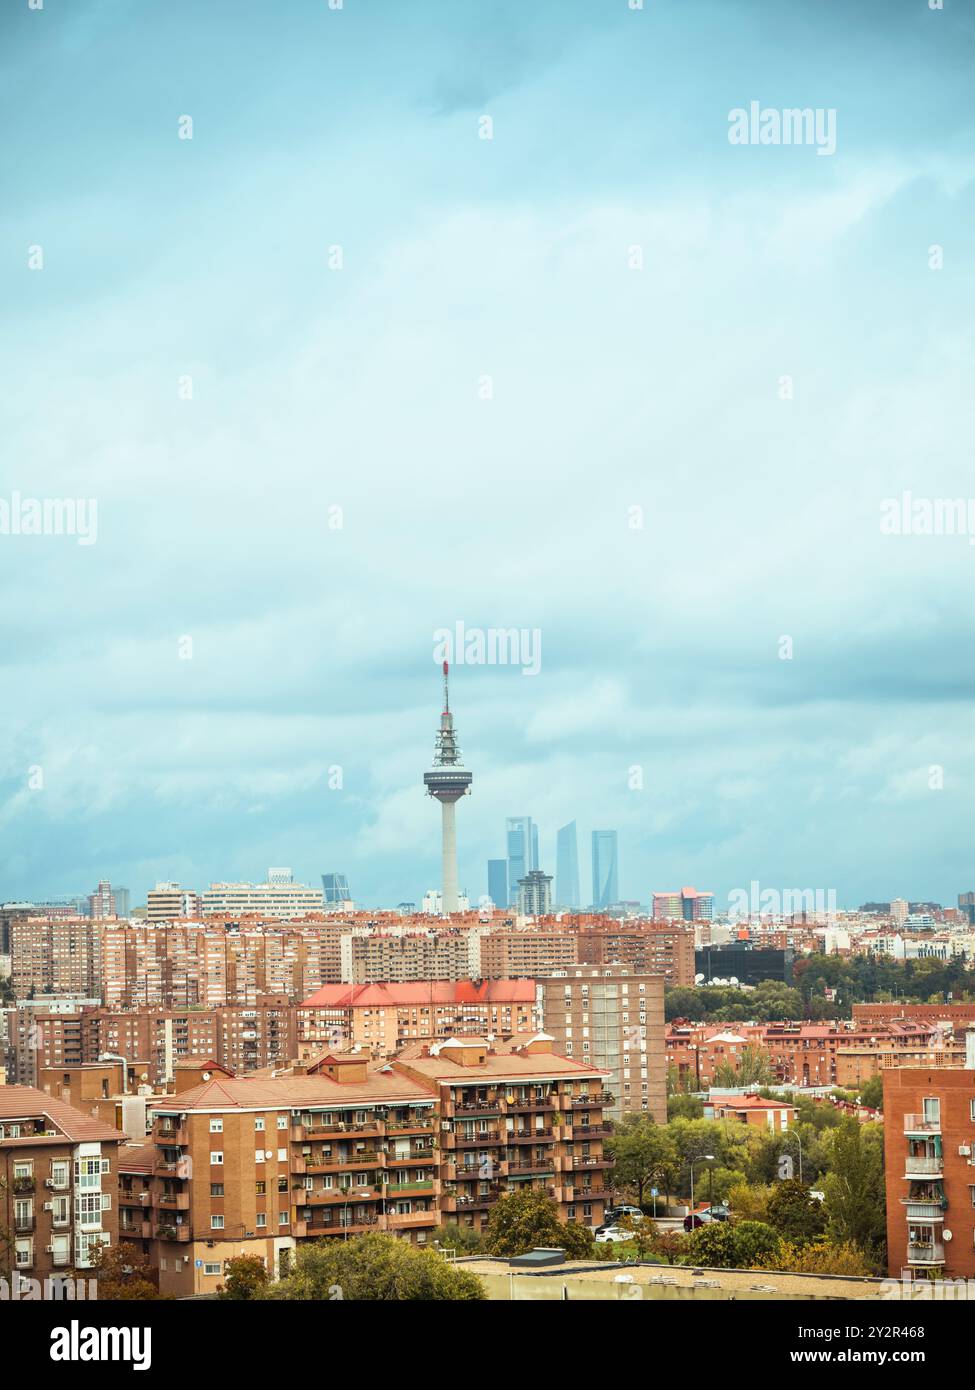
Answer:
xmin=683 ymin=1207 xmax=726 ymax=1231
xmin=595 ymin=1226 xmax=634 ymax=1244
xmin=605 ymin=1205 xmax=645 ymax=1224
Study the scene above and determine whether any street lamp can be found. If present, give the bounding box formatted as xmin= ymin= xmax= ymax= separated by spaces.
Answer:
xmin=689 ymin=1153 xmax=715 ymax=1224
xmin=784 ymin=1128 xmax=803 ymax=1184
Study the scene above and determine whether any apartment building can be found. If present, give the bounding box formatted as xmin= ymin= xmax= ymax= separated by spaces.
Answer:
xmin=297 ymin=980 xmax=537 ymax=1058
xmin=10 ymin=916 xmax=103 ymax=998
xmin=0 ymin=1084 xmax=122 ymax=1278
xmin=573 ymin=922 xmax=695 ymax=986
xmin=118 ymin=1056 xmax=440 ymax=1296
xmin=537 ymin=968 xmax=666 ymax=1124
xmin=201 ymin=882 xmax=324 ymax=917
xmin=883 ymin=1055 xmax=975 ymax=1281
xmin=395 ymin=1034 xmax=613 ymax=1235
xmin=146 ymin=883 xmax=203 ymax=922
xmin=342 ymin=930 xmax=479 ymax=983
xmin=478 ymin=929 xmax=580 ymax=978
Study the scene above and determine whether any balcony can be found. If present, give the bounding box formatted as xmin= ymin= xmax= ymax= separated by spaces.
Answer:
xmin=292 ymin=1121 xmax=384 ymax=1142
xmin=906 ymin=1241 xmax=945 ymax=1265
xmin=386 ymin=1150 xmax=434 ymax=1166
xmin=14 ymin=1215 xmax=36 ymax=1233
xmin=452 ymin=1100 xmax=502 ymax=1117
xmin=454 ymin=1131 xmax=501 ymax=1148
xmin=904 ymin=1202 xmax=945 ymax=1221
xmin=904 ymin=1156 xmax=943 ymax=1177
xmin=504 ymin=1097 xmax=557 ymax=1113
xmin=157 ymin=1192 xmax=191 ymax=1212
xmin=382 ymin=1209 xmax=438 ymax=1229
xmin=508 ymin=1129 xmax=553 ymax=1144
xmin=386 ymin=1118 xmax=435 ymax=1136
xmin=305 ymin=1186 xmax=384 ymax=1206
xmin=12 ymin=1177 xmax=35 ymax=1195
xmin=565 ymin=1092 xmax=614 ymax=1109
xmin=155 ymin=1124 xmax=188 ymax=1146
xmin=153 ymin=1224 xmax=190 ymax=1242
xmin=903 ymin=1114 xmax=941 ymax=1136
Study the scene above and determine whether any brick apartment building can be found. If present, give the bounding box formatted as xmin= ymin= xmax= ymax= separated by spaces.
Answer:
xmin=297 ymin=980 xmax=538 ymax=1058
xmin=117 ymin=1055 xmax=441 ymax=1295
xmin=883 ymin=1054 xmax=975 ymax=1281
xmin=114 ymin=1035 xmax=613 ymax=1295
xmin=0 ymin=1084 xmax=122 ymax=1279
xmin=11 ymin=916 xmax=103 ymax=998
xmin=478 ymin=918 xmax=694 ymax=987
xmin=342 ymin=931 xmax=479 ymax=983
xmin=536 ymin=968 xmax=666 ymax=1124
xmin=395 ymin=1035 xmax=613 ymax=1237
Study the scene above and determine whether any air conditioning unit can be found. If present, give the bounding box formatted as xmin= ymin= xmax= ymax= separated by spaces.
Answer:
xmin=959 ymin=1145 xmax=971 ymax=1157
xmin=43 ymin=1202 xmax=53 ymax=1212
xmin=45 ymin=1179 xmax=56 ymax=1189
xmin=441 ymin=1121 xmax=451 ymax=1131
xmin=45 ymin=1245 xmax=55 ymax=1254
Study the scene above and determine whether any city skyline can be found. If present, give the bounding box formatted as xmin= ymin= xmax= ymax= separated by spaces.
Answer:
xmin=3 ymin=0 xmax=974 ymax=912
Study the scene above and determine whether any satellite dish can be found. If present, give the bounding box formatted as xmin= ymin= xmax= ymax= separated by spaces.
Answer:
xmin=944 ymin=1230 xmax=953 ymax=1241
xmin=202 ymin=1071 xmax=212 ymax=1081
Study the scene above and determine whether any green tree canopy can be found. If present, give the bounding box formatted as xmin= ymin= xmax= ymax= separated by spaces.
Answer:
xmin=264 ymin=1233 xmax=485 ymax=1301
xmin=485 ymin=1189 xmax=594 ymax=1259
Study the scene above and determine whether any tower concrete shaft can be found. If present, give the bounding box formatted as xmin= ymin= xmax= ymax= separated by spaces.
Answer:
xmin=440 ymin=797 xmax=458 ymax=914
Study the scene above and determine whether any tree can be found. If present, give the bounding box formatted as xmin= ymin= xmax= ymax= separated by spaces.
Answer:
xmin=821 ymin=1119 xmax=886 ymax=1268
xmin=264 ymin=1232 xmax=485 ymax=1300
xmin=219 ymin=1254 xmax=269 ymax=1300
xmin=485 ymin=1189 xmax=593 ymax=1259
xmin=684 ymin=1219 xmax=781 ymax=1269
xmin=88 ymin=1242 xmax=161 ymax=1300
xmin=727 ymin=1181 xmax=772 ymax=1224
xmin=667 ymin=1093 xmax=704 ymax=1121
xmin=713 ymin=1045 xmax=775 ymax=1088
xmin=765 ymin=1180 xmax=827 ymax=1245
xmin=606 ymin=1115 xmax=678 ymax=1205
xmin=758 ymin=1239 xmax=874 ymax=1276
xmin=437 ymin=1222 xmax=485 ymax=1254
xmin=859 ymin=1074 xmax=883 ymax=1111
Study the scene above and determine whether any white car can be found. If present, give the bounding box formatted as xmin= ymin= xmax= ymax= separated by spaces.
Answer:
xmin=595 ymin=1226 xmax=634 ymax=1244
xmin=606 ymin=1206 xmax=645 ymax=1223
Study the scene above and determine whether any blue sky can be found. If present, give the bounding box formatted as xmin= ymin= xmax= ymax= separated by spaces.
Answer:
xmin=1 ymin=0 xmax=974 ymax=910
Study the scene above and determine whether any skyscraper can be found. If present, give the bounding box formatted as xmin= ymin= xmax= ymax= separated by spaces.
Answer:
xmin=555 ymin=821 xmax=580 ymax=909
xmin=591 ymin=830 xmax=619 ymax=909
xmin=322 ymin=873 xmax=351 ymax=904
xmin=516 ymin=869 xmax=553 ymax=917
xmin=506 ymin=817 xmax=535 ymax=907
xmin=423 ymin=661 xmax=472 ymax=914
xmin=487 ymin=859 xmax=508 ymax=909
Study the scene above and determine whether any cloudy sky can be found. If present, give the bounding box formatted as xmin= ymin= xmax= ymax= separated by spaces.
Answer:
xmin=1 ymin=0 xmax=973 ymax=911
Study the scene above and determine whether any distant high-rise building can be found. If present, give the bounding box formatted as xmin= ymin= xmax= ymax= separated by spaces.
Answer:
xmin=890 ymin=897 xmax=909 ymax=927
xmin=531 ymin=823 xmax=539 ymax=872
xmin=959 ymin=892 xmax=975 ymax=926
xmin=555 ymin=822 xmax=580 ymax=909
xmin=591 ymin=830 xmax=619 ymax=908
xmin=517 ymin=869 xmax=553 ymax=917
xmin=653 ymin=887 xmax=714 ymax=921
xmin=506 ymin=817 xmax=535 ymax=907
xmin=267 ymin=868 xmax=294 ymax=885
xmin=487 ymin=859 xmax=508 ymax=909
xmin=87 ymin=881 xmax=116 ymax=920
xmin=322 ymin=873 xmax=351 ymax=904
xmin=114 ymin=887 xmax=130 ymax=919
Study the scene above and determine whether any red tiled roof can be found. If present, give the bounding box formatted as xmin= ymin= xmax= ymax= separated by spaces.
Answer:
xmin=0 ymin=1085 xmax=125 ymax=1145
xmin=156 ymin=1071 xmax=434 ymax=1112
xmin=299 ymin=980 xmax=536 ymax=1009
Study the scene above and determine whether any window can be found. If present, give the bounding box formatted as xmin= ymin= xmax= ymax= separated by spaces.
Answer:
xmin=256 ymin=1151 xmax=266 ymax=1165
xmin=256 ymin=1213 xmax=267 ymax=1228
xmin=277 ymin=1116 xmax=288 ymax=1130
xmin=211 ymin=1215 xmax=224 ymax=1230
xmin=204 ymin=1262 xmax=221 ymax=1275
xmin=922 ymin=1098 xmax=941 ymax=1124
xmin=255 ymin=1181 xmax=266 ymax=1196
xmin=209 ymin=1119 xmax=223 ymax=1133
xmin=50 ymin=1161 xmax=68 ymax=1190
xmin=277 ymin=1149 xmax=287 ymax=1162
xmin=210 ymin=1184 xmax=224 ymax=1198
xmin=278 ymin=1211 xmax=289 ymax=1226
xmin=52 ymin=1195 xmax=70 ymax=1226
xmin=76 ymin=1193 xmax=105 ymax=1226
xmin=13 ymin=1161 xmax=33 ymax=1180
xmin=210 ymin=1152 xmax=224 ymax=1166
xmin=254 ymin=1118 xmax=265 ymax=1131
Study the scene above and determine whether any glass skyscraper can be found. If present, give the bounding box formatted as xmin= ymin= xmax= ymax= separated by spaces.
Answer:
xmin=591 ymin=830 xmax=619 ymax=909
xmin=555 ymin=821 xmax=580 ymax=909
xmin=322 ymin=872 xmax=351 ymax=903
xmin=487 ymin=858 xmax=508 ymax=909
xmin=506 ymin=817 xmax=536 ymax=907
